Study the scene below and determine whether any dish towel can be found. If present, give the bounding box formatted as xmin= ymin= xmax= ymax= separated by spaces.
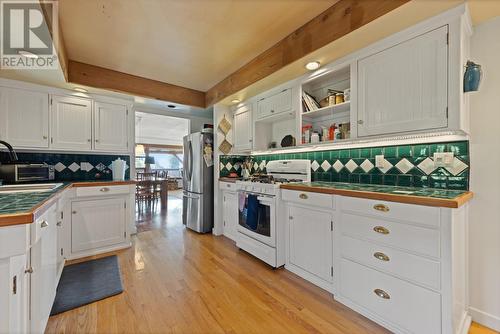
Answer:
xmin=246 ymin=194 xmax=259 ymax=230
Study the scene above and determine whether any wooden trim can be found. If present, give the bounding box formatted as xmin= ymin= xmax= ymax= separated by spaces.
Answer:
xmin=205 ymin=0 xmax=409 ymax=106
xmin=280 ymin=184 xmax=473 ymax=208
xmin=70 ymin=180 xmax=137 ymax=188
xmin=136 ymin=143 xmax=183 ymax=150
xmin=39 ymin=0 xmax=69 ymax=81
xmin=68 ymin=61 xmax=206 ymax=108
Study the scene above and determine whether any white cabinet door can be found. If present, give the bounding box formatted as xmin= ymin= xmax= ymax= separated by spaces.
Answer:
xmin=94 ymin=101 xmax=129 ymax=152
xmin=357 ymin=25 xmax=448 ymax=137
xmin=233 ymin=104 xmax=252 ymax=151
xmin=71 ymin=197 xmax=126 ymax=253
xmin=50 ymin=95 xmax=92 ymax=150
xmin=30 ymin=206 xmax=58 ymax=334
xmin=0 ymin=87 xmax=49 ymax=148
xmin=256 ymin=88 xmax=292 ymax=119
xmin=288 ymin=205 xmax=333 ymax=283
xmin=222 ymin=191 xmax=238 ymax=241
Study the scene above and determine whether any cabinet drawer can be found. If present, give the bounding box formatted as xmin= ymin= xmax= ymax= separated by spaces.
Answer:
xmin=340 ymin=259 xmax=441 ymax=334
xmin=219 ymin=181 xmax=237 ymax=191
xmin=75 ymin=185 xmax=130 ymax=197
xmin=341 ymin=235 xmax=440 ymax=290
xmin=341 ymin=213 xmax=440 ymax=258
xmin=282 ymin=190 xmax=334 ymax=209
xmin=341 ymin=197 xmax=440 ymax=228
xmin=30 ymin=205 xmax=56 ymax=245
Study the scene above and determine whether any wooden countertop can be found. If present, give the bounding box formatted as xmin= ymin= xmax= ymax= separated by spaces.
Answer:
xmin=280 ymin=182 xmax=473 ymax=208
xmin=0 ymin=180 xmax=136 ymax=227
xmin=219 ymin=177 xmax=241 ymax=183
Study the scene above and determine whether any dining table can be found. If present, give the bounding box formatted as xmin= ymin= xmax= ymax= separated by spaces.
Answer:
xmin=136 ymin=178 xmax=170 ymax=208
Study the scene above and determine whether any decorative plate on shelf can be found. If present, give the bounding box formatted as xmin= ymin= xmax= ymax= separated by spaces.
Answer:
xmin=281 ymin=135 xmax=296 ymax=147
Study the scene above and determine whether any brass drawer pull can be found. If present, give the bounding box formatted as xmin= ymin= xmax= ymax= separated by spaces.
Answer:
xmin=373 ymin=226 xmax=390 ymax=235
xmin=299 ymin=193 xmax=308 ymax=199
xmin=100 ymin=187 xmax=110 ymax=192
xmin=40 ymin=220 xmax=49 ymax=228
xmin=374 ymin=252 xmax=390 ymax=262
xmin=374 ymin=288 xmax=390 ymax=299
xmin=373 ymin=204 xmax=389 ymax=212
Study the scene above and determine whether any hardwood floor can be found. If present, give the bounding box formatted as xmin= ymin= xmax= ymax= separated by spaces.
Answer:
xmin=46 ymin=194 xmax=498 ymax=334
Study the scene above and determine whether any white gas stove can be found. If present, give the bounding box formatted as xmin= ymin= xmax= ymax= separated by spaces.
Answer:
xmin=235 ymin=160 xmax=311 ymax=267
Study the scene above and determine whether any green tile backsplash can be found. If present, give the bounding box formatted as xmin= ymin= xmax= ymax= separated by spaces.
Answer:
xmin=219 ymin=141 xmax=470 ymax=190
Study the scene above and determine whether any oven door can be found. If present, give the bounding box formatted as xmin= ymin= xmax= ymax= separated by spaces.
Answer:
xmin=237 ymin=191 xmax=275 ymax=247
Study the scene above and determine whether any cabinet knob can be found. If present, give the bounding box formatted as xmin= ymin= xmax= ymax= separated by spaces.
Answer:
xmin=56 ymin=221 xmax=62 ymax=227
xmin=40 ymin=220 xmax=49 ymax=228
xmin=357 ymin=120 xmax=364 ymax=125
xmin=270 ymin=109 xmax=275 ymax=113
xmin=95 ymin=139 xmax=100 ymax=143
xmin=289 ymin=216 xmax=293 ymax=220
xmin=373 ymin=226 xmax=390 ymax=235
xmin=87 ymin=139 xmax=91 ymax=142
xmin=42 ymin=135 xmax=48 ymax=139
xmin=374 ymin=288 xmax=390 ymax=300
xmin=25 ymin=267 xmax=33 ymax=274
xmin=100 ymin=187 xmax=110 ymax=192
xmin=299 ymin=193 xmax=308 ymax=199
xmin=373 ymin=204 xmax=389 ymax=212
xmin=72 ymin=210 xmax=77 ymax=214
xmin=373 ymin=252 xmax=390 ymax=262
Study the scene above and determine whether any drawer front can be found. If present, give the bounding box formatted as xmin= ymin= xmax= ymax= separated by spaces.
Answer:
xmin=340 ymin=259 xmax=441 ymax=334
xmin=282 ymin=190 xmax=334 ymax=209
xmin=341 ymin=213 xmax=440 ymax=258
xmin=341 ymin=235 xmax=440 ymax=290
xmin=341 ymin=197 xmax=440 ymax=228
xmin=219 ymin=181 xmax=237 ymax=191
xmin=75 ymin=185 xmax=130 ymax=197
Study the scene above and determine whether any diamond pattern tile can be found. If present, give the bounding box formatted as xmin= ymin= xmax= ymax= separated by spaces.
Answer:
xmin=360 ymin=159 xmax=374 ymax=173
xmin=95 ymin=163 xmax=107 ymax=172
xmin=68 ymin=162 xmax=80 ymax=172
xmin=259 ymin=161 xmax=266 ymax=170
xmin=332 ymin=160 xmax=344 ymax=172
xmin=253 ymin=162 xmax=259 ymax=170
xmin=445 ymin=158 xmax=468 ymax=176
xmin=395 ymin=158 xmax=414 ymax=174
xmin=54 ymin=162 xmax=66 ymax=172
xmin=225 ymin=162 xmax=233 ymax=170
xmin=378 ymin=159 xmax=393 ymax=174
xmin=321 ymin=160 xmax=331 ymax=172
xmin=418 ymin=158 xmax=436 ymax=175
xmin=311 ymin=160 xmax=320 ymax=172
xmin=80 ymin=162 xmax=93 ymax=172
xmin=345 ymin=159 xmax=358 ymax=173
xmin=219 ymin=162 xmax=225 ymax=171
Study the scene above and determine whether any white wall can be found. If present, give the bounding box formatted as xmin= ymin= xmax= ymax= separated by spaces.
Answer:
xmin=469 ymin=16 xmax=500 ymax=331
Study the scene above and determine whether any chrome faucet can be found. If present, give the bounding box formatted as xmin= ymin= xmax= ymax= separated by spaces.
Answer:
xmin=0 ymin=140 xmax=18 ymax=162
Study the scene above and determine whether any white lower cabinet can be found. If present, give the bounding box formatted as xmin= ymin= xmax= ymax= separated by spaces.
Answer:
xmin=222 ymin=190 xmax=238 ymax=242
xmin=30 ymin=205 xmax=58 ymax=334
xmin=285 ymin=204 xmax=334 ymax=291
xmin=71 ymin=197 xmax=127 ymax=254
xmin=282 ymin=192 xmax=469 ymax=334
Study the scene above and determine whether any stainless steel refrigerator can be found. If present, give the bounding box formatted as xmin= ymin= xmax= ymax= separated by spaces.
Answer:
xmin=182 ymin=131 xmax=214 ymax=233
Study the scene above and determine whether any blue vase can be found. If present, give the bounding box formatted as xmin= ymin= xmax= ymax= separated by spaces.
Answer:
xmin=464 ymin=61 xmax=482 ymax=92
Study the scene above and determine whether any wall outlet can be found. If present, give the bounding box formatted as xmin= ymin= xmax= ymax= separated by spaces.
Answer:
xmin=433 ymin=152 xmax=454 ymax=167
xmin=375 ymin=155 xmax=385 ymax=168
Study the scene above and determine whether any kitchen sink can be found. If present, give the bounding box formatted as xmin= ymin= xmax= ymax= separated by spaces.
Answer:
xmin=390 ymin=190 xmax=415 ymax=195
xmin=0 ymin=183 xmax=63 ymax=194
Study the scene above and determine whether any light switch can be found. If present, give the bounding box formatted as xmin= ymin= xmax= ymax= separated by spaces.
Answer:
xmin=433 ymin=152 xmax=454 ymax=167
xmin=375 ymin=155 xmax=385 ymax=168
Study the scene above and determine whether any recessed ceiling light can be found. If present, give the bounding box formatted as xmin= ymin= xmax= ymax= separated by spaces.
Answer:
xmin=305 ymin=61 xmax=321 ymax=71
xmin=18 ymin=50 xmax=38 ymax=59
xmin=231 ymin=99 xmax=240 ymax=104
xmin=167 ymin=104 xmax=176 ymax=108
xmin=73 ymin=87 xmax=88 ymax=93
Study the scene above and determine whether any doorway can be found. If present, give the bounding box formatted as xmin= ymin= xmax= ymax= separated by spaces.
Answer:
xmin=134 ymin=111 xmax=189 ymax=232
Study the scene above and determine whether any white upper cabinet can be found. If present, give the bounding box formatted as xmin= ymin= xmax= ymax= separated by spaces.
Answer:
xmin=0 ymin=87 xmax=49 ymax=148
xmin=233 ymin=103 xmax=252 ymax=152
xmin=50 ymin=95 xmax=93 ymax=151
xmin=257 ymin=88 xmax=292 ymax=120
xmin=357 ymin=25 xmax=449 ymax=137
xmin=94 ymin=101 xmax=129 ymax=152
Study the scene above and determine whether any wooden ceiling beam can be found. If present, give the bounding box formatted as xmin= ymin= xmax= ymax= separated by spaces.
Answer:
xmin=68 ymin=60 xmax=206 ymax=108
xmin=205 ymin=0 xmax=409 ymax=106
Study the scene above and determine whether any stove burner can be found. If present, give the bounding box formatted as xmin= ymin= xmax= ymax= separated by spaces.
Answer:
xmin=247 ymin=175 xmax=303 ymax=184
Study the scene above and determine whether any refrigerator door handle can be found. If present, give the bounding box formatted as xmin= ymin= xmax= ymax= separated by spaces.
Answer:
xmin=188 ymin=140 xmax=194 ymax=181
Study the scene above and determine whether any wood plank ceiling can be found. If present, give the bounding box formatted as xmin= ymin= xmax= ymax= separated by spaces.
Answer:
xmin=53 ymin=0 xmax=409 ymax=108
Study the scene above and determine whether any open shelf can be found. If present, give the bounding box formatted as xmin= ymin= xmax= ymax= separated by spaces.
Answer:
xmin=302 ymin=101 xmax=350 ymax=119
